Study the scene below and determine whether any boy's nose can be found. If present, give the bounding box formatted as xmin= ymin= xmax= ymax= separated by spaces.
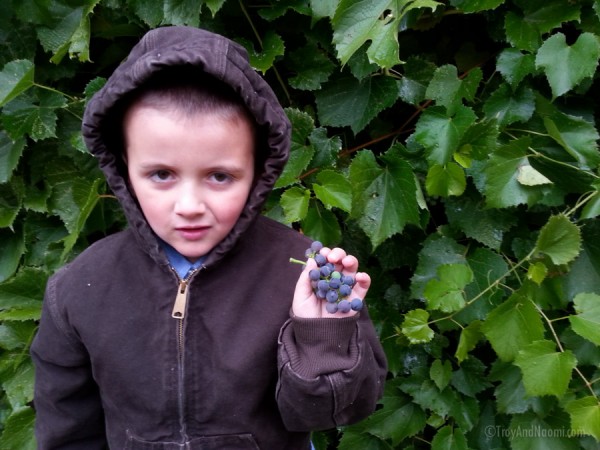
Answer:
xmin=174 ymin=185 xmax=206 ymax=216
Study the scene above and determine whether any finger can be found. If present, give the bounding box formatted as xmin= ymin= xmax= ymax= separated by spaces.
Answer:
xmin=340 ymin=254 xmax=359 ymax=273
xmin=325 ymin=247 xmax=348 ymax=265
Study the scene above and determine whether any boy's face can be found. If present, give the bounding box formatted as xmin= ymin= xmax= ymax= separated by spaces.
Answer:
xmin=124 ymin=105 xmax=255 ymax=261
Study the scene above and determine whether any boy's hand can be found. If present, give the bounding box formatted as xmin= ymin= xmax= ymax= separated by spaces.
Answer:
xmin=292 ymin=247 xmax=371 ymax=318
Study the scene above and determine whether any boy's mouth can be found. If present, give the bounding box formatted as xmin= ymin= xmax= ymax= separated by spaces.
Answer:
xmin=175 ymin=226 xmax=210 ymax=240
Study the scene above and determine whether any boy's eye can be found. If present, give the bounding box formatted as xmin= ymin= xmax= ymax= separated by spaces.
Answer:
xmin=150 ymin=170 xmax=173 ymax=182
xmin=211 ymin=172 xmax=232 ymax=183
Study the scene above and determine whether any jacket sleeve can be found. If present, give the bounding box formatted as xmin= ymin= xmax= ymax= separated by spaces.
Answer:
xmin=30 ymin=276 xmax=108 ymax=450
xmin=276 ymin=307 xmax=387 ymax=431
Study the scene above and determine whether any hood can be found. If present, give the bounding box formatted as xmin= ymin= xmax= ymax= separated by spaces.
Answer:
xmin=82 ymin=26 xmax=291 ymax=267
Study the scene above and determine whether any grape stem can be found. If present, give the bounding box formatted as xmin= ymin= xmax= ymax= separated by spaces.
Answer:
xmin=289 ymin=258 xmax=307 ymax=265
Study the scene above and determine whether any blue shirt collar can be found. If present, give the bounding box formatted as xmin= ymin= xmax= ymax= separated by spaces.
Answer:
xmin=160 ymin=241 xmax=205 ymax=280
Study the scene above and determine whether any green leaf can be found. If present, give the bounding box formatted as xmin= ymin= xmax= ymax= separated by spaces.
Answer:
xmin=527 ymin=261 xmax=548 ymax=285
xmin=287 ymin=43 xmax=336 ymax=90
xmin=482 ymin=292 xmax=545 ymax=362
xmin=504 ymin=11 xmax=540 ymax=52
xmin=0 ymin=406 xmax=36 ymax=450
xmin=509 ymin=411 xmax=580 ymax=450
xmin=491 ymin=363 xmax=537 ymax=414
xmin=534 ymin=214 xmax=581 ymax=265
xmin=301 ymin=201 xmax=341 ymax=244
xmin=482 ymin=137 xmax=547 ymax=208
xmin=542 ymin=113 xmax=600 ymax=170
xmin=2 ymin=359 xmax=34 ymax=408
xmin=130 ymin=0 xmax=164 ymax=27
xmin=581 ymin=191 xmax=600 ymax=220
xmin=516 ymin=164 xmax=552 ymax=186
xmin=455 ymin=320 xmax=482 ymax=362
xmin=536 ymin=32 xmax=600 ymax=98
xmin=402 ymin=309 xmax=434 ymax=344
xmin=0 ymin=132 xmax=25 ymax=183
xmin=398 ymin=57 xmax=437 ymax=105
xmin=275 ymin=110 xmax=316 ymax=188
xmin=238 ymin=31 xmax=285 ymax=74
xmin=514 ymin=340 xmax=577 ymax=398
xmin=496 ymin=48 xmax=535 ymax=88
xmin=425 ymin=163 xmax=466 ymax=197
xmin=483 ymin=83 xmax=535 ymax=126
xmin=332 ymin=0 xmax=441 ymax=68
xmin=569 ymin=292 xmax=600 ymax=345
xmin=0 ymin=268 xmax=46 ymax=318
xmin=414 ymin=105 xmax=477 ymax=165
xmin=424 ymin=264 xmax=473 ymax=313
xmin=348 ymin=148 xmax=420 ymax=248
xmin=313 ymin=170 xmax=352 ymax=212
xmin=450 ymin=0 xmax=504 ymax=13
xmin=1 ymin=90 xmax=67 ymax=141
xmin=565 ymin=396 xmax=600 ymax=441
xmin=315 ymin=75 xmax=400 ymax=134
xmin=430 ymin=359 xmax=452 ymax=391
xmin=0 ymin=229 xmax=25 ymax=283
xmin=425 ymin=65 xmax=463 ymax=112
xmin=0 ymin=59 xmax=34 ymax=107
xmin=431 ymin=425 xmax=468 ymax=450
xmin=280 ymin=186 xmax=311 ymax=223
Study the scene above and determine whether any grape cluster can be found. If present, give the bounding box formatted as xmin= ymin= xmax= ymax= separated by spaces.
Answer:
xmin=304 ymin=241 xmax=364 ymax=314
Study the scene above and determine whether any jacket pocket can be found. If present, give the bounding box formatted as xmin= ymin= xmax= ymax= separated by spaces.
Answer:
xmin=124 ymin=432 xmax=260 ymax=450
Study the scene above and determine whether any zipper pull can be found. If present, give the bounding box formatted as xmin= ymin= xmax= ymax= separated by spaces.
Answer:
xmin=172 ymin=280 xmax=188 ymax=319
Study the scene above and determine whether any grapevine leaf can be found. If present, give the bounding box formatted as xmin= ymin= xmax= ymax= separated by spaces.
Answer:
xmin=516 ymin=164 xmax=552 ymax=186
xmin=514 ymin=340 xmax=577 ymax=398
xmin=0 ymin=268 xmax=46 ymax=315
xmin=581 ymin=191 xmax=600 ymax=220
xmin=451 ymin=357 xmax=490 ymax=397
xmin=450 ymin=0 xmax=504 ymax=12
xmin=482 ymin=137 xmax=546 ymax=208
xmin=129 ymin=0 xmax=164 ymax=26
xmin=565 ymin=221 xmax=600 ymax=298
xmin=313 ymin=170 xmax=352 ymax=212
xmin=431 ymin=425 xmax=468 ymax=450
xmin=424 ymin=264 xmax=473 ymax=313
xmin=398 ymin=57 xmax=437 ymax=105
xmin=276 ymin=110 xmax=316 ymax=188
xmin=504 ymin=11 xmax=540 ymax=53
xmin=0 ymin=321 xmax=37 ymax=351
xmin=414 ymin=105 xmax=477 ymax=165
xmin=445 ymin=195 xmax=516 ymax=250
xmin=542 ymin=113 xmax=600 ymax=170
xmin=510 ymin=411 xmax=579 ymax=450
xmin=2 ymin=359 xmax=34 ymax=408
xmin=238 ymin=31 xmax=285 ymax=74
xmin=425 ymin=163 xmax=466 ymax=197
xmin=163 ymin=0 xmax=203 ymax=26
xmin=280 ymin=186 xmax=311 ymax=223
xmin=1 ymin=90 xmax=66 ymax=141
xmin=315 ymin=75 xmax=400 ymax=134
xmin=459 ymin=119 xmax=499 ymax=161
xmin=565 ymin=396 xmax=600 ymax=441
xmin=496 ymin=48 xmax=536 ymax=87
xmin=338 ymin=430 xmax=393 ymax=450
xmin=430 ymin=359 xmax=452 ymax=391
xmin=527 ymin=261 xmax=548 ymax=285
xmin=0 ymin=132 xmax=25 ymax=183
xmin=349 ymin=148 xmax=420 ymax=248
xmin=402 ymin=309 xmax=434 ymax=344
xmin=0 ymin=59 xmax=34 ymax=107
xmin=287 ymin=43 xmax=336 ymax=90
xmin=490 ymin=363 xmax=536 ymax=414
xmin=483 ymin=83 xmax=535 ymax=126
xmin=569 ymin=292 xmax=600 ymax=345
xmin=0 ymin=179 xmax=22 ymax=229
xmin=534 ymin=214 xmax=581 ymax=265
xmin=455 ymin=320 xmax=482 ymax=363
xmin=37 ymin=3 xmax=99 ymax=63
xmin=331 ymin=0 xmax=441 ymax=68
xmin=342 ymin=388 xmax=427 ymax=446
xmin=481 ymin=292 xmax=544 ymax=362
xmin=0 ymin=229 xmax=24 ymax=283
xmin=425 ymin=65 xmax=463 ymax=112
xmin=308 ymin=128 xmax=341 ymax=169
xmin=517 ymin=0 xmax=582 ymax=34
xmin=411 ymin=235 xmax=467 ymax=299
xmin=0 ymin=406 xmax=36 ymax=450
xmin=301 ymin=200 xmax=341 ymax=245
xmin=536 ymin=32 xmax=600 ymax=98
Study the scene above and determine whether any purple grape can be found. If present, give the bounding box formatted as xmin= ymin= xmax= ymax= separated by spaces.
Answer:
xmin=328 ymin=278 xmax=341 ymax=290
xmin=350 ymin=298 xmax=363 ymax=311
xmin=314 ymin=254 xmax=327 ymax=267
xmin=317 ymin=279 xmax=329 ymax=292
xmin=316 ymin=289 xmax=327 ymax=299
xmin=311 ymin=241 xmax=324 ymax=253
xmin=326 ymin=290 xmax=339 ymax=303
xmin=337 ymin=300 xmax=351 ymax=313
xmin=309 ymin=269 xmax=321 ymax=281
xmin=341 ymin=275 xmax=355 ymax=286
xmin=339 ymin=284 xmax=352 ymax=297
xmin=320 ymin=265 xmax=332 ymax=278
xmin=325 ymin=302 xmax=338 ymax=314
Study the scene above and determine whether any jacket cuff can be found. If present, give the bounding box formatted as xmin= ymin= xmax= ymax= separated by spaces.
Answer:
xmin=285 ymin=315 xmax=360 ymax=378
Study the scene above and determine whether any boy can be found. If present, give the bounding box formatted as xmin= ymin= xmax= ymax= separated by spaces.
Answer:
xmin=30 ymin=26 xmax=387 ymax=449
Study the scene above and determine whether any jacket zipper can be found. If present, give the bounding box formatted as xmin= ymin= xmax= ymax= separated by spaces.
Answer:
xmin=170 ymin=268 xmax=199 ymax=446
